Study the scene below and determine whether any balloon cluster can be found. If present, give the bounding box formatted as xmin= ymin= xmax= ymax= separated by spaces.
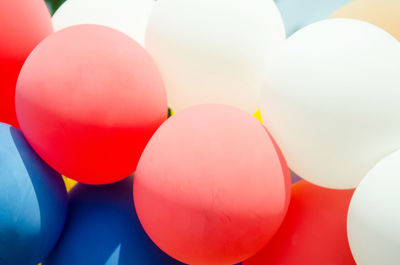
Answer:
xmin=1 ymin=0 xmax=400 ymax=264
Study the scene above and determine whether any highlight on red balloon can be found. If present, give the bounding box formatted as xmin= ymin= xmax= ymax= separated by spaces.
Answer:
xmin=134 ymin=104 xmax=291 ymax=265
xmin=15 ymin=24 xmax=167 ymax=185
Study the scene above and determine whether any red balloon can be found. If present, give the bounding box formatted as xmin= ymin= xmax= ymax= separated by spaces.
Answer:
xmin=16 ymin=25 xmax=167 ymax=184
xmin=244 ymin=180 xmax=356 ymax=265
xmin=134 ymin=104 xmax=290 ymax=265
xmin=0 ymin=0 xmax=52 ymax=127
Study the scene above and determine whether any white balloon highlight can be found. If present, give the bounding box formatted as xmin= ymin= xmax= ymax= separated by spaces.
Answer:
xmin=52 ymin=0 xmax=154 ymax=46
xmin=146 ymin=0 xmax=285 ymax=113
xmin=347 ymin=149 xmax=400 ymax=265
xmin=261 ymin=18 xmax=400 ymax=189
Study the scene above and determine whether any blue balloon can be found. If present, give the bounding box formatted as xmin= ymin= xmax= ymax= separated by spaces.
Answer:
xmin=275 ymin=0 xmax=351 ymax=36
xmin=0 ymin=123 xmax=68 ymax=264
xmin=44 ymin=177 xmax=185 ymax=265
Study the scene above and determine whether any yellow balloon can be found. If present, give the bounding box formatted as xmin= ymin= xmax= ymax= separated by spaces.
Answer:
xmin=63 ymin=175 xmax=77 ymax=192
xmin=331 ymin=0 xmax=400 ymax=41
xmin=253 ymin=109 xmax=264 ymax=124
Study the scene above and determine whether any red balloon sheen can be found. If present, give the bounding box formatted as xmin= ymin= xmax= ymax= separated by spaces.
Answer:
xmin=0 ymin=0 xmax=53 ymax=127
xmin=16 ymin=25 xmax=167 ymax=185
xmin=134 ymin=104 xmax=290 ymax=265
xmin=266 ymin=128 xmax=291 ymax=194
xmin=244 ymin=180 xmax=356 ymax=265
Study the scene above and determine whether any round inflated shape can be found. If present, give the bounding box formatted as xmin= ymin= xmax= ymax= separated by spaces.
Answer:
xmin=52 ymin=0 xmax=154 ymax=46
xmin=261 ymin=18 xmax=400 ymax=189
xmin=347 ymin=149 xmax=400 ymax=265
xmin=146 ymin=0 xmax=285 ymax=113
xmin=244 ymin=181 xmax=355 ymax=265
xmin=134 ymin=104 xmax=290 ymax=265
xmin=0 ymin=123 xmax=67 ymax=265
xmin=331 ymin=0 xmax=400 ymax=41
xmin=45 ymin=177 xmax=183 ymax=265
xmin=0 ymin=0 xmax=52 ymax=127
xmin=16 ymin=25 xmax=167 ymax=185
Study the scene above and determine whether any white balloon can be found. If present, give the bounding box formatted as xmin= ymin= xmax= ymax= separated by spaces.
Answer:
xmin=261 ymin=18 xmax=400 ymax=189
xmin=52 ymin=0 xmax=154 ymax=46
xmin=146 ymin=0 xmax=285 ymax=113
xmin=347 ymin=149 xmax=400 ymax=265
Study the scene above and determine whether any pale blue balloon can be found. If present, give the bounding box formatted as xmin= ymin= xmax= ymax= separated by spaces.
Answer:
xmin=275 ymin=0 xmax=352 ymax=36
